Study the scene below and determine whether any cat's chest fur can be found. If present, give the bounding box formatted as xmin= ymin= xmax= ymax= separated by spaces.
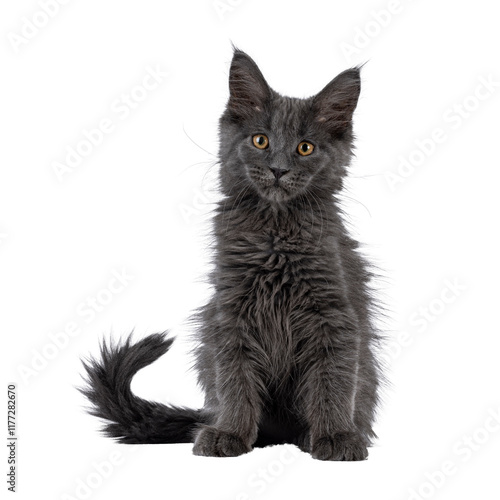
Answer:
xmin=215 ymin=204 xmax=337 ymax=340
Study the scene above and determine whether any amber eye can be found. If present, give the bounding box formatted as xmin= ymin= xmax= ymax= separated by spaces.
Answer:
xmin=297 ymin=141 xmax=314 ymax=156
xmin=252 ymin=134 xmax=269 ymax=149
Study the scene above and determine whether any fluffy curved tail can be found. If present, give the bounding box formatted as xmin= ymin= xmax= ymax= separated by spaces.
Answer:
xmin=80 ymin=333 xmax=207 ymax=444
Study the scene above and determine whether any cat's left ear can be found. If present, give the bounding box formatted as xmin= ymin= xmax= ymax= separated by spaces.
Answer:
xmin=228 ymin=49 xmax=271 ymax=117
xmin=312 ymin=67 xmax=361 ymax=134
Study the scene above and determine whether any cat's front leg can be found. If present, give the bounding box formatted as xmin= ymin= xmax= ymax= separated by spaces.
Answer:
xmin=193 ymin=328 xmax=263 ymax=458
xmin=298 ymin=318 xmax=368 ymax=461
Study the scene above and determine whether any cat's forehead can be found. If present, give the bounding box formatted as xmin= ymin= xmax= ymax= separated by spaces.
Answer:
xmin=267 ymin=94 xmax=312 ymax=135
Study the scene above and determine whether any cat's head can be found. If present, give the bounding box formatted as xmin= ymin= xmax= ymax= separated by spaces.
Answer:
xmin=219 ymin=49 xmax=361 ymax=203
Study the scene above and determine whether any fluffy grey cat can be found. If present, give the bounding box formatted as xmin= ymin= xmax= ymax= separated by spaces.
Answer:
xmin=81 ymin=48 xmax=383 ymax=461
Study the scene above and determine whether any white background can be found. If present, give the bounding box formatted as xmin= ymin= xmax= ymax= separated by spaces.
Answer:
xmin=1 ymin=0 xmax=499 ymax=499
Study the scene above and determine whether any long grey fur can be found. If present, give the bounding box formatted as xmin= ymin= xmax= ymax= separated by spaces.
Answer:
xmin=80 ymin=48 xmax=383 ymax=461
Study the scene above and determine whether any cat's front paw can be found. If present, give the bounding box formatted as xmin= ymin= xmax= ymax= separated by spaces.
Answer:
xmin=311 ymin=432 xmax=368 ymax=461
xmin=193 ymin=426 xmax=251 ymax=458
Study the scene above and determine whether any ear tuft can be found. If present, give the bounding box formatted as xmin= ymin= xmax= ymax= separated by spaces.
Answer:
xmin=228 ymin=49 xmax=270 ymax=118
xmin=313 ymin=67 xmax=361 ymax=134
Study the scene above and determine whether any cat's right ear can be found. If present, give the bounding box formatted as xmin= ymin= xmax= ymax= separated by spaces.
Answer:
xmin=228 ymin=49 xmax=271 ymax=118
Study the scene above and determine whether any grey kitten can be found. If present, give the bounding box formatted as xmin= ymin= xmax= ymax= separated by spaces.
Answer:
xmin=81 ymin=48 xmax=383 ymax=461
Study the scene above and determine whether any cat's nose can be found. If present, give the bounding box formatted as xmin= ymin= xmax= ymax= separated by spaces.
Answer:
xmin=269 ymin=166 xmax=290 ymax=180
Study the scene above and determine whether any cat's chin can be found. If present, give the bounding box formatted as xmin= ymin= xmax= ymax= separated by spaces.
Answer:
xmin=258 ymin=184 xmax=296 ymax=203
